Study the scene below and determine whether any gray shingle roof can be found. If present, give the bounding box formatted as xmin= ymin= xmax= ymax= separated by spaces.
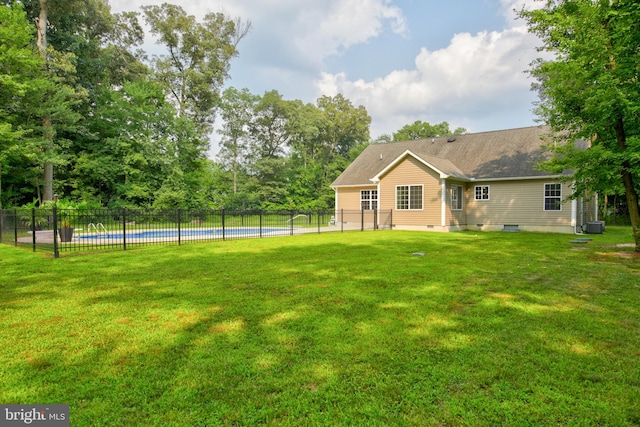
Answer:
xmin=332 ymin=126 xmax=557 ymax=187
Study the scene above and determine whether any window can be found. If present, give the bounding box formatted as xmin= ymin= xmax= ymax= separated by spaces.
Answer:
xmin=451 ymin=185 xmax=463 ymax=210
xmin=475 ymin=185 xmax=490 ymax=200
xmin=361 ymin=190 xmax=378 ymax=210
xmin=544 ymin=183 xmax=562 ymax=211
xmin=396 ymin=185 xmax=423 ymax=210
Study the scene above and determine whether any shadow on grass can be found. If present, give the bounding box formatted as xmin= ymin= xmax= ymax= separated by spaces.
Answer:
xmin=2 ymin=231 xmax=640 ymax=425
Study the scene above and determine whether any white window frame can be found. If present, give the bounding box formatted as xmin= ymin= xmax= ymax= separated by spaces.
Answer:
xmin=396 ymin=185 xmax=423 ymax=210
xmin=451 ymin=185 xmax=463 ymax=210
xmin=360 ymin=190 xmax=378 ymax=210
xmin=474 ymin=185 xmax=490 ymax=201
xmin=544 ymin=183 xmax=562 ymax=211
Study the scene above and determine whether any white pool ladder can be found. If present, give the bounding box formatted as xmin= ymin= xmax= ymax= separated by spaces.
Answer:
xmin=88 ymin=223 xmax=107 ymax=234
xmin=287 ymin=214 xmax=308 ymax=223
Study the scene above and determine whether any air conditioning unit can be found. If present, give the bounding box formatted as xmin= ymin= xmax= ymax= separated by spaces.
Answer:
xmin=586 ymin=222 xmax=604 ymax=234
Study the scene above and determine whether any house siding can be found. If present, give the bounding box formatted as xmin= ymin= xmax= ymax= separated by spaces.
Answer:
xmin=335 ymin=185 xmax=376 ymax=211
xmin=466 ymin=179 xmax=574 ymax=231
xmin=379 ymin=156 xmax=441 ymax=227
xmin=446 ymin=181 xmax=467 ymax=228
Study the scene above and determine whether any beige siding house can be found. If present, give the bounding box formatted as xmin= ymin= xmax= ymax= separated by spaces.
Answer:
xmin=331 ymin=126 xmax=597 ymax=234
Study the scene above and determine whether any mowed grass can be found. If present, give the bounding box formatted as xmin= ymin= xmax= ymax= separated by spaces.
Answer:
xmin=1 ymin=228 xmax=639 ymax=426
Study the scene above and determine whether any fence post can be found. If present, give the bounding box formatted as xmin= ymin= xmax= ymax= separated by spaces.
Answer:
xmin=177 ymin=209 xmax=182 ymax=246
xmin=390 ymin=209 xmax=393 ymax=230
xmin=374 ymin=209 xmax=378 ymax=230
xmin=52 ymin=207 xmax=59 ymax=258
xmin=33 ymin=208 xmax=38 ymax=253
xmin=317 ymin=210 xmax=321 ymax=233
xmin=341 ymin=209 xmax=344 ymax=233
xmin=290 ymin=210 xmax=294 ymax=236
xmin=361 ymin=209 xmax=364 ymax=231
xmin=259 ymin=210 xmax=263 ymax=238
xmin=122 ymin=208 xmax=127 ymax=251
xmin=221 ymin=209 xmax=226 ymax=241
xmin=13 ymin=208 xmax=18 ymax=246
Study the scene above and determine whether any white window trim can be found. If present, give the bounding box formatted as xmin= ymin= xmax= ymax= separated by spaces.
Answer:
xmin=474 ymin=185 xmax=490 ymax=201
xmin=451 ymin=184 xmax=463 ymax=211
xmin=395 ymin=184 xmax=423 ymax=211
xmin=360 ymin=189 xmax=378 ymax=210
xmin=544 ymin=183 xmax=562 ymax=211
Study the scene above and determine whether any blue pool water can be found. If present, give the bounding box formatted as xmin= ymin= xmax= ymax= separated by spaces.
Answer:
xmin=78 ymin=228 xmax=289 ymax=239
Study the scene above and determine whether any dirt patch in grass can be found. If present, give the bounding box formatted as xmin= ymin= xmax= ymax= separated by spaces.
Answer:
xmin=596 ymin=244 xmax=640 ymax=260
xmin=613 ymin=251 xmax=640 ymax=259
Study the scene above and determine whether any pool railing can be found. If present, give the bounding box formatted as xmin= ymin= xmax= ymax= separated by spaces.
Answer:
xmin=0 ymin=208 xmax=392 ymax=257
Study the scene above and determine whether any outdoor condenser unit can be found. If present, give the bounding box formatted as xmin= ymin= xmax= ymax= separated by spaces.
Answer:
xmin=586 ymin=221 xmax=604 ymax=234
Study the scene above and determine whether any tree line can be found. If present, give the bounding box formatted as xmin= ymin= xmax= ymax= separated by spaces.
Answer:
xmin=0 ymin=1 xmax=467 ymax=212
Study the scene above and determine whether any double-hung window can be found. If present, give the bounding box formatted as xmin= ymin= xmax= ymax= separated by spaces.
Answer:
xmin=396 ymin=185 xmax=423 ymax=210
xmin=544 ymin=183 xmax=562 ymax=211
xmin=451 ymin=185 xmax=463 ymax=210
xmin=361 ymin=190 xmax=378 ymax=210
xmin=474 ymin=185 xmax=490 ymax=200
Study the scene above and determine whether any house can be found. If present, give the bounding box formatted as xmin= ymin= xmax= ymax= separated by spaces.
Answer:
xmin=331 ymin=126 xmax=597 ymax=234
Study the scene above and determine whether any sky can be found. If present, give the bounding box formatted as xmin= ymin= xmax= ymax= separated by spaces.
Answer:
xmin=108 ymin=0 xmax=545 ymax=150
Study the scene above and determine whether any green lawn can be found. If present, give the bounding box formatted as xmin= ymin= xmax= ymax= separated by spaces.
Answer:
xmin=1 ymin=228 xmax=639 ymax=426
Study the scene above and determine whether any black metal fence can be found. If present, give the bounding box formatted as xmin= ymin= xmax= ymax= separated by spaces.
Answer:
xmin=0 ymin=208 xmax=392 ymax=257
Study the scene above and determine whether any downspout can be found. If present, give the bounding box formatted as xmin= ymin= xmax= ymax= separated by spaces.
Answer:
xmin=441 ymin=179 xmax=447 ymax=229
xmin=377 ymin=181 xmax=382 ymax=228
xmin=571 ymin=198 xmax=581 ymax=234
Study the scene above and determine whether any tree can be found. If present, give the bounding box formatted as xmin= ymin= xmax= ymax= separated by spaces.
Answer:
xmin=0 ymin=1 xmax=86 ymax=206
xmin=520 ymin=0 xmax=640 ymax=251
xmin=287 ymin=101 xmax=323 ymax=168
xmin=0 ymin=3 xmax=42 ymax=208
xmin=316 ymin=94 xmax=371 ymax=159
xmin=266 ymin=94 xmax=370 ymax=209
xmin=71 ymin=80 xmax=209 ymax=208
xmin=248 ymin=90 xmax=296 ymax=160
xmin=1 ymin=0 xmax=95 ymax=203
xmin=240 ymin=90 xmax=297 ymax=208
xmin=217 ymin=87 xmax=258 ymax=194
xmin=142 ymin=3 xmax=250 ymax=134
xmin=392 ymin=120 xmax=466 ymax=141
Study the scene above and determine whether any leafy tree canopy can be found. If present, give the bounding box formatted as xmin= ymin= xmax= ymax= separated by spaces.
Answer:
xmin=519 ymin=0 xmax=640 ymax=250
xmin=392 ymin=121 xmax=467 ymax=141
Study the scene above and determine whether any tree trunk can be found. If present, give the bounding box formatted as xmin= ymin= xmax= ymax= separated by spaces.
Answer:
xmin=36 ymin=0 xmax=49 ymax=53
xmin=37 ymin=0 xmax=54 ymax=203
xmin=615 ymin=120 xmax=640 ymax=251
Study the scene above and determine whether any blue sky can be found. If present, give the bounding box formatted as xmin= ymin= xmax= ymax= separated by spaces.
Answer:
xmin=109 ymin=0 xmax=543 ymax=147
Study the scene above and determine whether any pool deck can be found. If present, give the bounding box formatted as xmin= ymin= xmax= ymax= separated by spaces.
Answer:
xmin=16 ymin=225 xmax=364 ymax=245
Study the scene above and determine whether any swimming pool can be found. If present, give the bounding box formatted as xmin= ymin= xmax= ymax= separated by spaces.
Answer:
xmin=78 ymin=228 xmax=290 ymax=239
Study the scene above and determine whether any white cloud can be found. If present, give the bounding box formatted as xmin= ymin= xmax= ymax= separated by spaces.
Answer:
xmin=295 ymin=0 xmax=407 ymax=62
xmin=315 ymin=1 xmax=544 ymax=137
xmin=499 ymin=0 xmax=544 ymax=21
xmin=214 ymin=0 xmax=407 ymax=72
xmin=110 ymin=0 xmax=407 ymax=83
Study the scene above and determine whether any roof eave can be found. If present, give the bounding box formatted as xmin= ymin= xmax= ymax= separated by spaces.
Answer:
xmin=331 ymin=183 xmax=378 ymax=189
xmin=469 ymin=174 xmax=567 ymax=182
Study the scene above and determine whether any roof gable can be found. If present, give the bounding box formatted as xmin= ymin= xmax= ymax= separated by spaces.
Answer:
xmin=332 ymin=126 xmax=557 ymax=187
xmin=371 ymin=150 xmax=468 ymax=182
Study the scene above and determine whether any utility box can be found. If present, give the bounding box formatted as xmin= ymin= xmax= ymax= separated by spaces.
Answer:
xmin=586 ymin=221 xmax=604 ymax=234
